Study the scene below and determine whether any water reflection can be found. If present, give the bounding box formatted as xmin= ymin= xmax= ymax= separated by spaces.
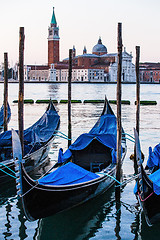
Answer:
xmin=0 ymin=83 xmax=159 ymax=239
xmin=0 ymin=185 xmax=16 ymax=239
xmin=0 ymin=185 xmax=147 ymax=240
xmin=129 ymin=209 xmax=160 ymax=240
xmin=115 ymin=200 xmax=121 ymax=240
xmin=139 ymin=213 xmax=160 ymax=240
xmin=0 ymin=182 xmax=16 ymax=205
xmin=17 ymin=200 xmax=27 ymax=240
xmin=48 ymin=83 xmax=60 ymax=100
xmin=34 ymin=187 xmax=115 ymax=240
xmin=130 ymin=213 xmax=140 ymax=240
xmin=3 ymin=201 xmax=12 ymax=239
xmin=0 ymin=179 xmax=38 ymax=239
xmin=0 ymin=191 xmax=37 ymax=240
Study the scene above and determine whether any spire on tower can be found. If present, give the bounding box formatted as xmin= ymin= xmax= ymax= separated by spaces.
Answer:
xmin=98 ymin=36 xmax=102 ymax=44
xmin=51 ymin=7 xmax=57 ymax=26
xmin=72 ymin=45 xmax=76 ymax=58
xmin=48 ymin=7 xmax=60 ymax=66
xmin=83 ymin=46 xmax=87 ymax=54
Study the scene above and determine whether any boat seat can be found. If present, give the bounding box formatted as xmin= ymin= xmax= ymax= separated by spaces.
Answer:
xmin=72 ymin=152 xmax=111 ymax=171
xmin=90 ymin=162 xmax=104 ymax=172
xmin=72 ymin=139 xmax=112 ymax=171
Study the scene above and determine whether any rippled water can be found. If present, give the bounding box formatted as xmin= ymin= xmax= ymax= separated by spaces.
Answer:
xmin=0 ymin=83 xmax=160 ymax=239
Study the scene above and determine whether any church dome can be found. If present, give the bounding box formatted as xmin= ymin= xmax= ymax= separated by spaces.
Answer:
xmin=92 ymin=37 xmax=107 ymax=55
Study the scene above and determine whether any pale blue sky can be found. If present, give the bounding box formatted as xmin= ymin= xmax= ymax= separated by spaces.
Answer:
xmin=0 ymin=0 xmax=160 ymax=66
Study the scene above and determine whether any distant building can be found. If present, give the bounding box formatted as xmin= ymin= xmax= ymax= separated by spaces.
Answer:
xmin=139 ymin=62 xmax=160 ymax=83
xmin=24 ymin=64 xmax=56 ymax=81
xmin=24 ymin=7 xmax=136 ymax=82
xmin=0 ymin=63 xmax=18 ymax=81
xmin=55 ymin=67 xmax=105 ymax=82
xmin=24 ymin=65 xmax=49 ymax=81
xmin=60 ymin=41 xmax=136 ymax=82
xmin=109 ymin=50 xmax=136 ymax=82
xmin=49 ymin=64 xmax=57 ymax=81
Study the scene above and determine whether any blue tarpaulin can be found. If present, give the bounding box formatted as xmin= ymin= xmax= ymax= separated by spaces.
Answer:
xmin=147 ymin=143 xmax=160 ymax=169
xmin=0 ymin=103 xmax=11 ymax=129
xmin=147 ymin=143 xmax=160 ymax=195
xmin=149 ymin=169 xmax=160 ymax=195
xmin=0 ymin=101 xmax=60 ymax=159
xmin=134 ymin=143 xmax=160 ymax=195
xmin=58 ymin=114 xmax=117 ymax=164
xmin=38 ymin=162 xmax=99 ymax=186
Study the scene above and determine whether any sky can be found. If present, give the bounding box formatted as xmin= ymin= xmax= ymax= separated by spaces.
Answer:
xmin=0 ymin=0 xmax=160 ymax=67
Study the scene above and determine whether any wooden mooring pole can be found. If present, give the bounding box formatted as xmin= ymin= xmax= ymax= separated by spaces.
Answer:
xmin=18 ymin=27 xmax=25 ymax=156
xmin=68 ymin=49 xmax=72 ymax=148
xmin=3 ymin=53 xmax=8 ymax=131
xmin=116 ymin=22 xmax=122 ymax=199
xmin=134 ymin=46 xmax=140 ymax=174
xmin=135 ymin=46 xmax=140 ymax=135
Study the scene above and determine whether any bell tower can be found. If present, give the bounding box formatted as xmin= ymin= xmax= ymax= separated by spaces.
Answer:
xmin=48 ymin=7 xmax=60 ymax=66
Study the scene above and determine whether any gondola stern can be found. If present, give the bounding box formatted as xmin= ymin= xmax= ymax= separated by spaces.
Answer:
xmin=47 ymin=99 xmax=60 ymax=128
xmin=47 ymin=98 xmax=57 ymax=112
xmin=101 ymin=96 xmax=115 ymax=116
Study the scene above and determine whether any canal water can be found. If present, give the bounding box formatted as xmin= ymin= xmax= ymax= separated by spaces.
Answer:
xmin=0 ymin=83 xmax=159 ymax=240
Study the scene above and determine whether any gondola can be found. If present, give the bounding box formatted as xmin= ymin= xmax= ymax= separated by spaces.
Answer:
xmin=0 ymin=102 xmax=11 ymax=132
xmin=13 ymin=97 xmax=127 ymax=221
xmin=134 ymin=129 xmax=160 ymax=226
xmin=0 ymin=100 xmax=60 ymax=184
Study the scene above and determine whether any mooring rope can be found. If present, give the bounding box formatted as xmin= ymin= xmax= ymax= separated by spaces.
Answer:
xmin=0 ymin=167 xmax=16 ymax=179
xmin=20 ymin=162 xmax=59 ymax=197
xmin=55 ymin=130 xmax=70 ymax=138
xmin=122 ymin=133 xmax=135 ymax=140
xmin=98 ymin=172 xmax=140 ymax=188
xmin=98 ymin=172 xmax=122 ymax=185
xmin=0 ymin=162 xmax=16 ymax=176
xmin=52 ymin=130 xmax=72 ymax=140
xmin=55 ymin=130 xmax=134 ymax=142
xmin=53 ymin=133 xmax=72 ymax=141
xmin=119 ymin=174 xmax=140 ymax=187
xmin=122 ymin=132 xmax=135 ymax=143
xmin=20 ymin=180 xmax=39 ymax=198
xmin=123 ymin=137 xmax=135 ymax=143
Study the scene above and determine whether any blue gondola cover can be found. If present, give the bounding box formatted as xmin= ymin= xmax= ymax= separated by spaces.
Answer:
xmin=147 ymin=143 xmax=160 ymax=169
xmin=59 ymin=114 xmax=117 ymax=164
xmin=147 ymin=143 xmax=160 ymax=195
xmin=134 ymin=143 xmax=160 ymax=195
xmin=0 ymin=103 xmax=11 ymax=129
xmin=148 ymin=169 xmax=160 ymax=195
xmin=0 ymin=101 xmax=60 ymax=158
xmin=38 ymin=162 xmax=99 ymax=186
